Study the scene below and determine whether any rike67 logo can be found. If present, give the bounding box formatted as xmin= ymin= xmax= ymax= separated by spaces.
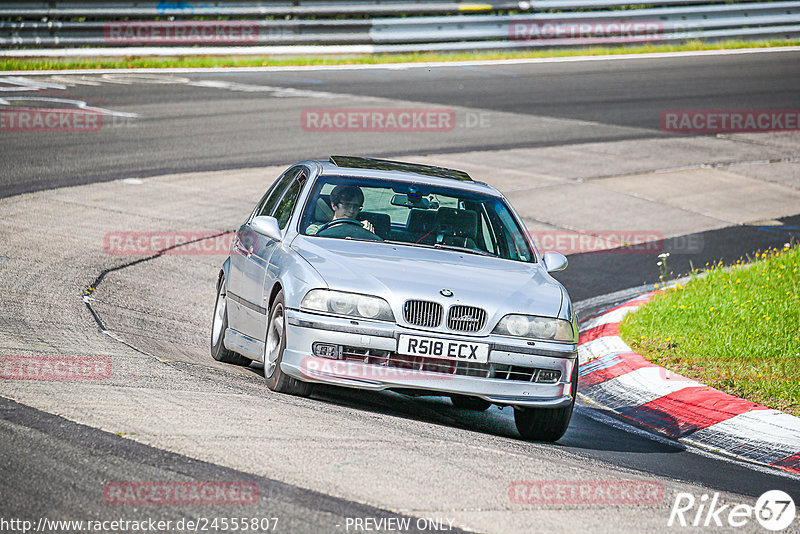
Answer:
xmin=669 ymin=490 xmax=796 ymax=531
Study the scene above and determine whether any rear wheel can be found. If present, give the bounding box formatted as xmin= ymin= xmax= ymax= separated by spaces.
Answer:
xmin=450 ymin=394 xmax=492 ymax=411
xmin=211 ymin=275 xmax=252 ymax=366
xmin=264 ymin=290 xmax=312 ymax=397
xmin=514 ymin=361 xmax=578 ymax=442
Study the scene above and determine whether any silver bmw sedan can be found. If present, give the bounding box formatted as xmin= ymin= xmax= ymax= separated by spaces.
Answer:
xmin=212 ymin=156 xmax=578 ymax=442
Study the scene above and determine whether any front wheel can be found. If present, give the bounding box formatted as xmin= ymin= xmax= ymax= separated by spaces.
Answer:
xmin=263 ymin=290 xmax=312 ymax=397
xmin=514 ymin=361 xmax=578 ymax=442
xmin=211 ymin=275 xmax=252 ymax=366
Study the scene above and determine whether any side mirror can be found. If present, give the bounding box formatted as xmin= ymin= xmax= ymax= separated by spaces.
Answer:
xmin=250 ymin=216 xmax=282 ymax=242
xmin=542 ymin=251 xmax=568 ymax=272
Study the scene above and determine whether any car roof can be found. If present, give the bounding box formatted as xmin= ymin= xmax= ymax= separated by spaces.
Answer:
xmin=313 ymin=156 xmax=501 ymax=196
xmin=330 ymin=156 xmax=472 ymax=181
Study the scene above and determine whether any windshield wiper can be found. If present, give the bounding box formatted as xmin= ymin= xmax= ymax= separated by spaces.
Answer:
xmin=381 ymin=239 xmax=431 ymax=248
xmin=432 ymin=244 xmax=496 ymax=257
xmin=381 ymin=239 xmax=495 ymax=257
xmin=342 ymin=236 xmax=384 ymax=243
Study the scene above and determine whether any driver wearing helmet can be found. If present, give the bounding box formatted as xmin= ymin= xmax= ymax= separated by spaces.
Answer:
xmin=306 ymin=185 xmax=380 ymax=240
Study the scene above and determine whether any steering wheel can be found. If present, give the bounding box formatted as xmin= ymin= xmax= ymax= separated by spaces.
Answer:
xmin=317 ymin=218 xmax=363 ymax=233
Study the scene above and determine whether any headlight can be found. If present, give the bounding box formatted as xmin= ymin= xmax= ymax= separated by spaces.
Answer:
xmin=493 ymin=314 xmax=575 ymax=342
xmin=301 ymin=290 xmax=395 ymax=322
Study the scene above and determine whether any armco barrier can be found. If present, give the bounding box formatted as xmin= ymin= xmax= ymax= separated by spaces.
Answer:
xmin=1 ymin=0 xmax=799 ymax=54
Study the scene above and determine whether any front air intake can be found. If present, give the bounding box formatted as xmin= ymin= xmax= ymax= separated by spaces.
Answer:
xmin=403 ymin=300 xmax=443 ymax=328
xmin=447 ymin=305 xmax=487 ymax=332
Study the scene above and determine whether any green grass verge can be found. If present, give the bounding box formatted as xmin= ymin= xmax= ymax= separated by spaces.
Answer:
xmin=619 ymin=245 xmax=800 ymax=416
xmin=2 ymin=39 xmax=799 ymax=71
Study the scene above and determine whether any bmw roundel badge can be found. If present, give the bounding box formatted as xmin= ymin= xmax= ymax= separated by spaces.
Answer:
xmin=440 ymin=289 xmax=454 ymax=297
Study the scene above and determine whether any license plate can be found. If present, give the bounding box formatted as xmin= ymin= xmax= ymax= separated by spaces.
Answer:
xmin=397 ymin=334 xmax=489 ymax=363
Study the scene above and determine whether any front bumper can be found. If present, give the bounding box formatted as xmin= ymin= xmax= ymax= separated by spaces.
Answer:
xmin=282 ymin=309 xmax=577 ymax=408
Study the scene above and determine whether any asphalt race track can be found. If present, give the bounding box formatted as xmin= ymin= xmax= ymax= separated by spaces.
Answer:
xmin=1 ymin=49 xmax=799 ymax=533
xmin=2 ymin=49 xmax=799 ymax=197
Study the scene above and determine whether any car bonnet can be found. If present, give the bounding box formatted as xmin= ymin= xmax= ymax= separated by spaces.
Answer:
xmin=291 ymin=235 xmax=564 ymax=319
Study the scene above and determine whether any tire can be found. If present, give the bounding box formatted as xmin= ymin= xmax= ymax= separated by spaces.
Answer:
xmin=211 ymin=275 xmax=253 ymax=366
xmin=514 ymin=361 xmax=579 ymax=442
xmin=450 ymin=394 xmax=492 ymax=411
xmin=263 ymin=290 xmax=312 ymax=397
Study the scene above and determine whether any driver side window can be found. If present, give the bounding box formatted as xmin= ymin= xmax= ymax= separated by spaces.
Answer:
xmin=253 ymin=167 xmax=302 ymax=220
xmin=273 ymin=175 xmax=305 ymax=230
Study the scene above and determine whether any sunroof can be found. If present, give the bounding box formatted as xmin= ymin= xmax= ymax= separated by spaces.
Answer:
xmin=329 ymin=156 xmax=473 ymax=182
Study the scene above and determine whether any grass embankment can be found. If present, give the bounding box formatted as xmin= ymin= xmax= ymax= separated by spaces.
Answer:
xmin=2 ymin=39 xmax=799 ymax=71
xmin=620 ymin=246 xmax=800 ymax=416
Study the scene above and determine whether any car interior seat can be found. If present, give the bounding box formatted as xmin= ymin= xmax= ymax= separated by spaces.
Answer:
xmin=357 ymin=211 xmax=391 ymax=239
xmin=314 ymin=194 xmax=334 ymax=223
xmin=407 ymin=208 xmax=438 ymax=244
xmin=434 ymin=207 xmax=479 ymax=249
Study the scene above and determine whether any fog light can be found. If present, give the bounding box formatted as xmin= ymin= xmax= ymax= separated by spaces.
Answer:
xmin=536 ymin=369 xmax=561 ymax=383
xmin=313 ymin=343 xmax=340 ymax=359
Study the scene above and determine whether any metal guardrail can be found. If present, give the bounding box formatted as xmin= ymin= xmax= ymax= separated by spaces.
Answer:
xmin=1 ymin=0 xmax=799 ymax=53
xmin=0 ymin=1 xmax=522 ymax=17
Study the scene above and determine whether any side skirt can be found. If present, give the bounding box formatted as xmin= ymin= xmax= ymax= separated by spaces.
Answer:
xmin=223 ymin=328 xmax=265 ymax=362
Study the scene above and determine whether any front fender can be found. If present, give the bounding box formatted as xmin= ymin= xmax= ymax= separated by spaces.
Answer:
xmin=557 ymin=286 xmax=572 ymax=322
xmin=557 ymin=287 xmax=579 ymax=344
xmin=219 ymin=257 xmax=231 ymax=290
xmin=265 ymin=244 xmax=327 ymax=312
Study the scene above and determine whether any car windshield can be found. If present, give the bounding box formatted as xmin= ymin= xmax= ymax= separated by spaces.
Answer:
xmin=299 ymin=176 xmax=536 ymax=263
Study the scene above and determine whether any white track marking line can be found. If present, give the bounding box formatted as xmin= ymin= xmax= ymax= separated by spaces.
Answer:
xmin=0 ymin=75 xmax=67 ymax=91
xmin=1 ymin=46 xmax=798 ymax=76
xmin=0 ymin=96 xmax=138 ymax=117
